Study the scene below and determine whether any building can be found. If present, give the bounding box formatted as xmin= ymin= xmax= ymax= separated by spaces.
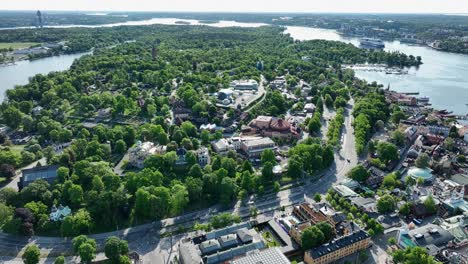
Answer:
xmin=19 ymin=165 xmax=59 ymax=190
xmin=217 ymin=89 xmax=234 ymax=105
xmin=270 ymin=76 xmax=287 ymax=89
xmin=230 ymin=80 xmax=258 ymax=91
xmin=246 ymin=116 xmax=301 ymax=140
xmin=304 ymin=103 xmax=316 ymax=114
xmin=197 ymin=147 xmax=210 ymax=167
xmin=231 ymin=247 xmax=290 ymax=264
xmin=398 ymin=224 xmax=454 ymax=255
xmin=212 ymin=138 xmax=241 ymax=155
xmin=49 ymin=205 xmax=71 ymax=221
xmin=128 ymin=141 xmax=166 ymax=168
xmin=428 ymin=125 xmax=450 ymax=137
xmin=240 ymin=137 xmax=276 ymax=158
xmin=304 ymin=230 xmax=370 ymax=264
xmin=179 ymin=223 xmax=266 ymax=264
xmin=407 ymin=167 xmax=434 ymax=183
xmin=176 ymin=148 xmax=188 ymax=166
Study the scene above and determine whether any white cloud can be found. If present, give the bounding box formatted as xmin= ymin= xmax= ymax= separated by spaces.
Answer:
xmin=2 ymin=0 xmax=468 ymax=13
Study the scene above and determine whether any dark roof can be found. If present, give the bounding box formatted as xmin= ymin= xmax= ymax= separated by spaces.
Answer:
xmin=21 ymin=165 xmax=59 ymax=183
xmin=308 ymin=230 xmax=370 ymax=259
xmin=176 ymin=148 xmax=187 ymax=156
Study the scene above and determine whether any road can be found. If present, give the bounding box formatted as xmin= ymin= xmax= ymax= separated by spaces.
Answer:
xmin=0 ymin=100 xmax=358 ymax=263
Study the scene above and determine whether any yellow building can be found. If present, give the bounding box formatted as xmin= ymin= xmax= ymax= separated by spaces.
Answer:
xmin=304 ymin=230 xmax=370 ymax=264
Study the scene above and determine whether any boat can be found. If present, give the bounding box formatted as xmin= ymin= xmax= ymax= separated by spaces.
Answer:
xmin=359 ymin=38 xmax=385 ymax=48
xmin=418 ymin=96 xmax=430 ymax=103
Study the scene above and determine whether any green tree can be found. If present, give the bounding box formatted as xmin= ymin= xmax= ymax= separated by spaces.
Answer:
xmin=415 ymin=153 xmax=430 ymax=168
xmin=316 ymin=222 xmax=334 ymax=242
xmin=114 ymin=139 xmax=127 ymax=154
xmin=72 ymin=235 xmax=96 ymax=264
xmin=287 ymin=155 xmax=303 ymax=178
xmin=261 ymin=149 xmax=276 ymax=165
xmin=391 ymin=246 xmax=440 ymax=264
xmin=2 ymin=106 xmax=22 ymax=129
xmin=22 ymin=245 xmax=40 ymax=264
xmin=104 ymin=236 xmax=129 ymax=263
xmin=399 ymin=202 xmax=412 ymax=216
xmin=171 ymin=184 xmax=189 ymax=214
xmin=424 ymin=195 xmax=437 ymax=214
xmin=301 ymin=226 xmax=325 ymax=249
xmin=54 ymin=256 xmax=65 ymax=264
xmin=391 ymin=130 xmax=405 ymax=146
xmin=376 ymin=141 xmax=399 ymax=164
xmin=314 ymin=193 xmax=321 ymax=203
xmin=377 ymin=194 xmax=396 ymax=214
xmin=347 ymin=165 xmax=370 ymax=182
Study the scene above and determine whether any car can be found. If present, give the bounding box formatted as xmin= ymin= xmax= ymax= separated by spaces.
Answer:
xmin=347 ymin=159 xmax=350 ymax=163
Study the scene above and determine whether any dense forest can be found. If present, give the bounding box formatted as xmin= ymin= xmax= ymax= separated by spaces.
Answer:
xmin=0 ymin=24 xmax=404 ymax=237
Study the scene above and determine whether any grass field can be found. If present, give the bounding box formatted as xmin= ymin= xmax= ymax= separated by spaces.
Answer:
xmin=0 ymin=42 xmax=39 ymax=50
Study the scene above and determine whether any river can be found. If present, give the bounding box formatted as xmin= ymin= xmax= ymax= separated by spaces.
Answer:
xmin=0 ymin=19 xmax=467 ymax=114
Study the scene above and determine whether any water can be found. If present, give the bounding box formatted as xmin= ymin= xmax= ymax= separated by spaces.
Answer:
xmin=1 ymin=20 xmax=467 ymax=114
xmin=0 ymin=53 xmax=88 ymax=101
xmin=284 ymin=26 xmax=468 ymax=114
xmin=0 ymin=18 xmax=268 ymax=30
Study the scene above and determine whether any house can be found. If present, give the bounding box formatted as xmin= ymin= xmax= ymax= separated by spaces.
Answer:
xmin=270 ymin=76 xmax=287 ymax=89
xmin=49 ymin=205 xmax=71 ymax=222
xmin=19 ymin=165 xmax=59 ymax=190
xmin=399 ymin=224 xmax=454 ymax=256
xmin=212 ymin=138 xmax=240 ymax=155
xmin=176 ymin=148 xmax=188 ymax=166
xmin=32 ymin=106 xmax=43 ymax=116
xmin=128 ymin=141 xmax=166 ymax=169
xmin=304 ymin=103 xmax=316 ymax=114
xmin=197 ymin=147 xmax=210 ymax=167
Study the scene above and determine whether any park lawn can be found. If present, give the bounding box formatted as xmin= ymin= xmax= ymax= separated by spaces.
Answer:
xmin=262 ymin=231 xmax=280 ymax=248
xmin=0 ymin=177 xmax=6 ymax=184
xmin=8 ymin=145 xmax=25 ymax=155
xmin=0 ymin=42 xmax=39 ymax=50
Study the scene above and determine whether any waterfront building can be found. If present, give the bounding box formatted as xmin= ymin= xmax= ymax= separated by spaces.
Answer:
xmin=19 ymin=165 xmax=59 ymax=190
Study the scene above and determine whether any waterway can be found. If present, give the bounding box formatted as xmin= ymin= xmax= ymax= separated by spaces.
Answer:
xmin=284 ymin=27 xmax=468 ymax=114
xmin=0 ymin=19 xmax=467 ymax=114
xmin=0 ymin=53 xmax=89 ymax=101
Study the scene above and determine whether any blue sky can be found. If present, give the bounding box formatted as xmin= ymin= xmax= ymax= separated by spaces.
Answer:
xmin=2 ymin=0 xmax=468 ymax=13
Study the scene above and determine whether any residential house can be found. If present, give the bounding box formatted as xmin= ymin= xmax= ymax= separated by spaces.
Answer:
xmin=19 ymin=165 xmax=59 ymax=190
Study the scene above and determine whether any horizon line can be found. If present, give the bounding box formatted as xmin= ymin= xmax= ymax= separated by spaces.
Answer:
xmin=1 ymin=10 xmax=468 ymax=15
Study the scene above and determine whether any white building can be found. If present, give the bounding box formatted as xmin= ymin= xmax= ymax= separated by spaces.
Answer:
xmin=303 ymin=103 xmax=316 ymax=113
xmin=212 ymin=137 xmax=242 ymax=155
xmin=230 ymin=79 xmax=258 ymax=90
xmin=197 ymin=147 xmax=210 ymax=167
xmin=241 ymin=137 xmax=276 ymax=158
xmin=128 ymin=141 xmax=166 ymax=168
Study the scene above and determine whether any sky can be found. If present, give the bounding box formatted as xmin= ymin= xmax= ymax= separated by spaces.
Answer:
xmin=1 ymin=0 xmax=468 ymax=13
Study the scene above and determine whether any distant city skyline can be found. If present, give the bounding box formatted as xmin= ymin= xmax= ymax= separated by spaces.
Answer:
xmin=1 ymin=0 xmax=468 ymax=14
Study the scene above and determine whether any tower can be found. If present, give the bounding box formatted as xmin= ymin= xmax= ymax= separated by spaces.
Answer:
xmin=36 ymin=10 xmax=43 ymax=28
xmin=151 ymin=45 xmax=157 ymax=61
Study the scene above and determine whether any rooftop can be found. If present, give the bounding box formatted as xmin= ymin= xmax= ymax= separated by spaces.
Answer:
xmin=231 ymin=247 xmax=290 ymax=264
xmin=308 ymin=230 xmax=370 ymax=259
xmin=22 ymin=165 xmax=59 ymax=183
xmin=407 ymin=224 xmax=454 ymax=248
